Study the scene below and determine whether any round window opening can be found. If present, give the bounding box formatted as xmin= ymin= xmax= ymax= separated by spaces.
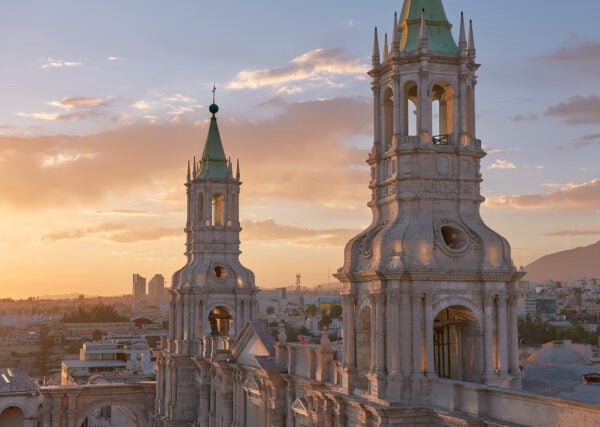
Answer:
xmin=214 ymin=266 xmax=227 ymax=279
xmin=441 ymin=226 xmax=468 ymax=251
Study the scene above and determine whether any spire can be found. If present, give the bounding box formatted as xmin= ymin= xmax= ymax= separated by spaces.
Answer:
xmin=236 ymin=159 xmax=240 ymax=180
xmin=391 ymin=12 xmax=399 ymax=53
xmin=372 ymin=27 xmax=380 ymax=66
xmin=458 ymin=11 xmax=467 ymax=53
xmin=193 ymin=156 xmax=197 ymax=177
xmin=468 ymin=19 xmax=476 ymax=56
xmin=398 ymin=0 xmax=457 ymax=54
xmin=419 ymin=8 xmax=428 ymax=42
xmin=187 ymin=160 xmax=191 ymax=183
xmin=198 ymin=89 xmax=229 ymax=179
xmin=383 ymin=33 xmax=389 ymax=59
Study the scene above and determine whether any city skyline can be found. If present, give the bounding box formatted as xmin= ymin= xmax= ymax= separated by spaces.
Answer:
xmin=1 ymin=0 xmax=599 ymax=299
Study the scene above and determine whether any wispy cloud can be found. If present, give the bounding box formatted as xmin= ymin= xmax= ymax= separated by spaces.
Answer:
xmin=39 ymin=222 xmax=179 ymax=243
xmin=545 ymin=95 xmax=600 ymax=125
xmin=48 ymin=97 xmax=108 ymax=109
xmin=107 ymin=56 xmax=122 ymax=61
xmin=486 ymin=179 xmax=600 ymax=209
xmin=41 ymin=151 xmax=95 ymax=168
xmin=227 ymin=48 xmax=368 ymax=92
xmin=241 ymin=219 xmax=359 ymax=247
xmin=542 ymin=230 xmax=600 ymax=237
xmin=16 ymin=112 xmax=59 ymax=121
xmin=41 ymin=57 xmax=82 ymax=69
xmin=535 ymin=36 xmax=600 ymax=63
xmin=511 ymin=114 xmax=538 ymax=123
xmin=574 ymin=133 xmax=600 ymax=148
xmin=488 ymin=159 xmax=516 ymax=170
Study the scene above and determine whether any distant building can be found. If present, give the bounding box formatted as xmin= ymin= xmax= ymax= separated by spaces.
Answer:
xmin=148 ymin=274 xmax=165 ymax=302
xmin=524 ymin=297 xmax=557 ymax=318
xmin=132 ymin=273 xmax=146 ymax=301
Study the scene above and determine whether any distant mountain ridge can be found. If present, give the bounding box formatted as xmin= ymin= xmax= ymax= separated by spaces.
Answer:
xmin=524 ymin=240 xmax=600 ymax=283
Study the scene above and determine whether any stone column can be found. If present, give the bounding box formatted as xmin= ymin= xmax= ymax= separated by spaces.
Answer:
xmin=482 ymin=294 xmax=495 ymax=375
xmin=373 ymin=81 xmax=381 ymax=145
xmin=368 ymin=295 xmax=377 ymax=372
xmin=176 ymin=294 xmax=183 ymax=342
xmin=497 ymin=294 xmax=509 ymax=373
xmin=345 ymin=295 xmax=356 ymax=368
xmin=221 ymin=393 xmax=233 ymax=427
xmin=424 ymin=294 xmax=437 ymax=377
xmin=387 ymin=292 xmax=400 ymax=375
xmin=375 ymin=293 xmax=386 ymax=374
xmin=418 ymin=70 xmax=431 ymax=142
xmin=508 ymin=295 xmax=520 ymax=375
xmin=399 ymin=292 xmax=411 ymax=376
xmin=393 ymin=76 xmax=401 ymax=146
xmin=183 ymin=292 xmax=190 ymax=341
xmin=411 ymin=294 xmax=424 ymax=376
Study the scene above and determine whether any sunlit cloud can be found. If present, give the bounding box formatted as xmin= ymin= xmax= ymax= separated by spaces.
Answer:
xmin=227 ymin=48 xmax=368 ymax=91
xmin=486 ymin=179 xmax=600 ymax=209
xmin=545 ymin=95 xmax=600 ymax=125
xmin=48 ymin=97 xmax=108 ymax=109
xmin=241 ymin=219 xmax=359 ymax=247
xmin=41 ymin=151 xmax=96 ymax=168
xmin=542 ymin=230 xmax=600 ymax=237
xmin=39 ymin=222 xmax=180 ymax=243
xmin=86 ymin=209 xmax=159 ymax=217
xmin=16 ymin=112 xmax=59 ymax=121
xmin=107 ymin=56 xmax=123 ymax=61
xmin=41 ymin=57 xmax=82 ymax=69
xmin=132 ymin=100 xmax=152 ymax=110
xmin=488 ymin=159 xmax=516 ymax=170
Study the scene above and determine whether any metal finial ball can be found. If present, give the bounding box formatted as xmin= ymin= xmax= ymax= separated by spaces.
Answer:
xmin=209 ymin=104 xmax=219 ymax=114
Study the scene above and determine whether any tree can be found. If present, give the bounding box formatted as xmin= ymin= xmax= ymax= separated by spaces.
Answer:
xmin=35 ymin=325 xmax=54 ymax=375
xmin=266 ymin=306 xmax=275 ymax=315
xmin=92 ymin=329 xmax=103 ymax=341
xmin=304 ymin=304 xmax=319 ymax=316
xmin=329 ymin=304 xmax=343 ymax=319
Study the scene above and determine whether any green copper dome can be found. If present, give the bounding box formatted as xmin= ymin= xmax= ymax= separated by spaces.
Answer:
xmin=399 ymin=0 xmax=458 ymax=54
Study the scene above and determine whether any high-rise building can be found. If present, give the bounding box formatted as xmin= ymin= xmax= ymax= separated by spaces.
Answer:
xmin=132 ymin=273 xmax=146 ymax=301
xmin=148 ymin=274 xmax=166 ymax=302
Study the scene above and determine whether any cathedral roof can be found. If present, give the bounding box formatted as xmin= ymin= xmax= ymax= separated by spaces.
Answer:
xmin=198 ymin=103 xmax=229 ymax=179
xmin=398 ymin=0 xmax=458 ymax=54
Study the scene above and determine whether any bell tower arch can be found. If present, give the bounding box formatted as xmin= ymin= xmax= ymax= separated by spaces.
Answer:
xmin=336 ymin=0 xmax=524 ymax=403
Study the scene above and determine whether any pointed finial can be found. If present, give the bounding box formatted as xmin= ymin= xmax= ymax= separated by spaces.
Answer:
xmin=468 ymin=19 xmax=476 ymax=56
xmin=459 ymin=12 xmax=467 ymax=52
xmin=236 ymin=158 xmax=240 ymax=180
xmin=391 ymin=12 xmax=399 ymax=52
xmin=227 ymin=157 xmax=233 ymax=177
xmin=192 ymin=156 xmax=197 ymax=177
xmin=209 ymin=83 xmax=219 ymax=117
xmin=383 ymin=33 xmax=389 ymax=59
xmin=372 ymin=27 xmax=380 ymax=66
xmin=187 ymin=160 xmax=191 ymax=182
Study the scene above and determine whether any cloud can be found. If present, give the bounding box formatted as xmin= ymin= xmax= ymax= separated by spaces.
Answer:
xmin=343 ymin=20 xmax=359 ymax=31
xmin=574 ymin=133 xmax=600 ymax=148
xmin=541 ymin=230 xmax=600 ymax=237
xmin=48 ymin=97 xmax=108 ymax=110
xmin=41 ymin=58 xmax=82 ymax=69
xmin=16 ymin=112 xmax=59 ymax=121
xmin=88 ymin=209 xmax=158 ymax=217
xmin=0 ymin=97 xmax=372 ymax=210
xmin=544 ymin=95 xmax=600 ymax=125
xmin=226 ymin=48 xmax=368 ymax=91
xmin=488 ymin=159 xmax=516 ymax=170
xmin=486 ymin=179 xmax=600 ymax=209
xmin=241 ymin=219 xmax=359 ymax=247
xmin=107 ymin=56 xmax=122 ymax=61
xmin=535 ymin=36 xmax=600 ymax=62
xmin=511 ymin=114 xmax=538 ymax=123
xmin=39 ymin=222 xmax=180 ymax=243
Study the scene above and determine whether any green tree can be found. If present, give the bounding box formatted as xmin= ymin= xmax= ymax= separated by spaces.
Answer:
xmin=329 ymin=304 xmax=343 ymax=319
xmin=35 ymin=325 xmax=54 ymax=375
xmin=304 ymin=304 xmax=319 ymax=316
xmin=266 ymin=306 xmax=275 ymax=315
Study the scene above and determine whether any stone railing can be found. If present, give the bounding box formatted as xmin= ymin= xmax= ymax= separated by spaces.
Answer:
xmin=287 ymin=343 xmax=337 ymax=384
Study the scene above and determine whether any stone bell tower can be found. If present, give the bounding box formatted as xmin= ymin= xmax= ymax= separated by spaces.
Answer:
xmin=155 ymin=101 xmax=257 ymax=426
xmin=335 ymin=0 xmax=524 ymax=403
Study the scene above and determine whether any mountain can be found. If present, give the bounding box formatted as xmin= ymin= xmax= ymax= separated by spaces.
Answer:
xmin=524 ymin=240 xmax=600 ymax=283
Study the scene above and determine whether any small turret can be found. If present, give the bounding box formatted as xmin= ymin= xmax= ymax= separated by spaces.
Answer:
xmin=468 ymin=19 xmax=476 ymax=56
xmin=372 ymin=27 xmax=380 ymax=67
xmin=458 ymin=11 xmax=467 ymax=54
xmin=391 ymin=12 xmax=399 ymax=53
xmin=383 ymin=33 xmax=389 ymax=60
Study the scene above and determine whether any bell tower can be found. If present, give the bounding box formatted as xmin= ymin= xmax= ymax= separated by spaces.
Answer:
xmin=155 ymin=100 xmax=257 ymax=426
xmin=336 ymin=0 xmax=524 ymax=403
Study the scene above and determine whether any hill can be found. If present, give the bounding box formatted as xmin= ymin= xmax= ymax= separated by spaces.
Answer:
xmin=524 ymin=240 xmax=600 ymax=283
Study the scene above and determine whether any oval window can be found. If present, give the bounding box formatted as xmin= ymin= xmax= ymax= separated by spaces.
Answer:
xmin=441 ymin=226 xmax=467 ymax=251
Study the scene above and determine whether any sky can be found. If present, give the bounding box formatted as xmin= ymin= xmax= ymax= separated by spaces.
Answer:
xmin=0 ymin=1 xmax=599 ymax=299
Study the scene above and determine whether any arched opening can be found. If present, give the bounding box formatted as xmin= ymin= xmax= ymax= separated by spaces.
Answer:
xmin=356 ymin=306 xmax=372 ymax=388
xmin=209 ymin=306 xmax=232 ymax=337
xmin=198 ymin=192 xmax=204 ymax=222
xmin=431 ymin=82 xmax=454 ymax=144
xmin=433 ymin=306 xmax=480 ymax=382
xmin=402 ymin=81 xmax=418 ymax=137
xmin=80 ymin=405 xmax=140 ymax=427
xmin=0 ymin=406 xmax=24 ymax=427
xmin=383 ymin=86 xmax=394 ymax=148
xmin=212 ymin=193 xmax=225 ymax=226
